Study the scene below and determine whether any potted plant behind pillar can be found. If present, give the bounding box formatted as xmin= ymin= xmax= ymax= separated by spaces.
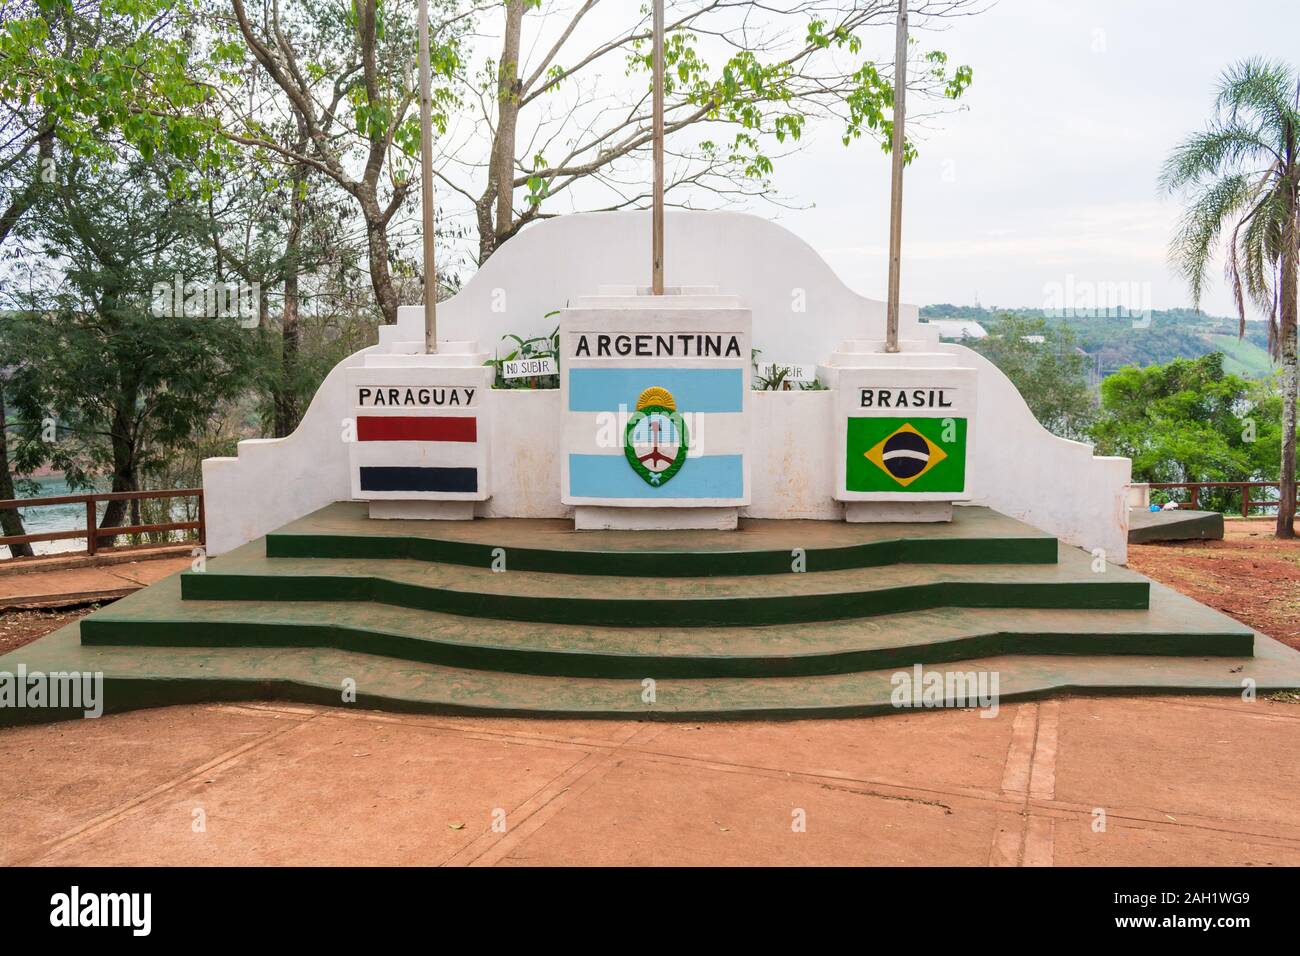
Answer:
xmin=486 ymin=312 xmax=561 ymax=389
xmin=751 ymin=348 xmax=828 ymax=391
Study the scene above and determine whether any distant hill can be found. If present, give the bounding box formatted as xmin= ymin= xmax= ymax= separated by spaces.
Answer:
xmin=919 ymin=305 xmax=1277 ymax=379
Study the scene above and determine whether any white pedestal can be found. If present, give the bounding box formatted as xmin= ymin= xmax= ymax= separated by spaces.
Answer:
xmin=845 ymin=501 xmax=953 ymax=523
xmin=574 ymin=506 xmax=738 ymax=531
xmin=559 ymin=288 xmax=752 ymax=516
xmin=346 ymin=335 xmax=492 ymax=518
xmin=821 ymin=339 xmax=977 ymax=525
xmin=368 ymin=500 xmax=476 ymax=521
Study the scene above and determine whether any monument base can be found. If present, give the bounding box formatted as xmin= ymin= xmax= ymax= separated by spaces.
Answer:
xmin=368 ymin=500 xmax=476 ymax=521
xmin=574 ymin=505 xmax=738 ymax=531
xmin=26 ymin=500 xmax=1292 ymax=726
xmin=845 ymin=501 xmax=953 ymax=523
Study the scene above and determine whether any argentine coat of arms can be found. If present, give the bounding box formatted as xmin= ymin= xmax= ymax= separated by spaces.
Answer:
xmin=625 ymin=386 xmax=689 ymax=486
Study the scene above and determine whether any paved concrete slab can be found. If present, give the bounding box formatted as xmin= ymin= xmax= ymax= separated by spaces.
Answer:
xmin=5 ymin=695 xmax=1299 ymax=866
xmin=1052 ymin=696 xmax=1300 ymax=830
xmin=0 ymin=555 xmax=191 ymax=609
xmin=0 ymin=705 xmax=291 ymax=863
xmin=488 ymin=755 xmax=1002 ymax=866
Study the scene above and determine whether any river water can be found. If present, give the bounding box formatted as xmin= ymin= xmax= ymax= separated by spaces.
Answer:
xmin=2 ymin=475 xmax=191 ymax=557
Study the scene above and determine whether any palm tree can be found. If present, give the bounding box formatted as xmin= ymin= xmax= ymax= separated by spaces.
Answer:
xmin=1162 ymin=59 xmax=1299 ymax=538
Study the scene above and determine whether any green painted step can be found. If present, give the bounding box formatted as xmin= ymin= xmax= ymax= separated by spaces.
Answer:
xmin=81 ymin=575 xmax=1252 ymax=678
xmin=4 ymin=620 xmax=1297 ymax=726
xmin=265 ymin=501 xmax=1059 ymax=576
xmin=180 ymin=540 xmax=1148 ymax=627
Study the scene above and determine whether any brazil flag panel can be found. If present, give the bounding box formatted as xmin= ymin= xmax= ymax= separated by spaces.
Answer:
xmin=845 ymin=417 xmax=968 ymax=493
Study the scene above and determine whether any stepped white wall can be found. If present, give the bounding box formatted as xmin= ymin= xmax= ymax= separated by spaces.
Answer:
xmin=203 ymin=210 xmax=1131 ymax=562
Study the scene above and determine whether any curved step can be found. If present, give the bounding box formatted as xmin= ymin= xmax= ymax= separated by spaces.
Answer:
xmin=8 ymin=617 xmax=1297 ymax=726
xmin=82 ymin=577 xmax=1252 ymax=678
xmin=181 ymin=542 xmax=1148 ymax=627
xmin=265 ymin=502 xmax=1058 ymax=576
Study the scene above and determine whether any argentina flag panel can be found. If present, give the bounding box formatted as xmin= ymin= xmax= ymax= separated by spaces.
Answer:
xmin=560 ymin=292 xmax=751 ymax=507
xmin=346 ymin=364 xmax=492 ymax=501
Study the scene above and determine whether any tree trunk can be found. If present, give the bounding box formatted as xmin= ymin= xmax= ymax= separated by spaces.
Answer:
xmin=490 ymin=1 xmax=526 ymax=253
xmin=0 ymin=125 xmax=53 ymax=248
xmin=273 ymin=162 xmax=307 ymax=437
xmin=1277 ymin=182 xmax=1298 ymax=538
xmin=96 ymin=404 xmax=138 ymax=550
xmin=475 ymin=191 xmax=496 ymax=265
xmin=0 ymin=126 xmax=52 ymax=558
xmin=0 ymin=385 xmax=34 ymax=558
xmin=363 ymin=205 xmax=399 ymax=325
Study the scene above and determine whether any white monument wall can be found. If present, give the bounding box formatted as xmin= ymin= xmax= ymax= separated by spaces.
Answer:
xmin=203 ymin=211 xmax=1131 ymax=561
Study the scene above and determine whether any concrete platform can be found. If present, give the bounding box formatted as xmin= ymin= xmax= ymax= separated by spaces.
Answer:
xmin=180 ymin=539 xmax=1148 ymax=627
xmin=81 ymin=575 xmax=1253 ymax=678
xmin=1 ymin=502 xmax=1295 ymax=726
xmin=268 ymin=501 xmax=1059 ymax=575
xmin=2 ymin=618 xmax=1297 ymax=724
xmin=1128 ymin=509 xmax=1224 ymax=543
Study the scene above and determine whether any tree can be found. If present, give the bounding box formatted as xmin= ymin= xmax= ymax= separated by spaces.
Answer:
xmin=1162 ymin=59 xmax=1300 ymax=538
xmin=1089 ymin=353 xmax=1282 ymax=513
xmin=453 ymin=0 xmax=976 ymax=264
xmin=0 ymin=155 xmax=260 ymax=546
xmin=215 ymin=0 xmax=471 ymax=323
xmin=200 ymin=124 xmax=367 ymax=437
xmin=0 ymin=0 xmax=221 ymax=545
xmin=0 ymin=378 xmax=34 ymax=557
xmin=213 ymin=1 xmax=975 ymax=292
xmin=965 ymin=314 xmax=1096 ymax=440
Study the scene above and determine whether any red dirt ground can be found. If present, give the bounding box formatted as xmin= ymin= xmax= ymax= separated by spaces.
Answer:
xmin=1128 ymin=519 xmax=1300 ymax=650
xmin=0 ymin=607 xmax=95 ymax=655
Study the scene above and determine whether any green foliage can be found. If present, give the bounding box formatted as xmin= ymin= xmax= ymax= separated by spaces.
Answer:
xmin=965 ymin=314 xmax=1096 ymax=439
xmin=486 ymin=316 xmax=560 ymax=390
xmin=1088 ymin=353 xmax=1288 ymax=510
xmin=1160 ymin=58 xmax=1300 ymax=529
xmin=1161 ymin=59 xmax=1300 ymax=335
xmin=213 ymin=0 xmax=466 ymax=187
xmin=0 ymin=155 xmax=260 ymax=498
xmin=616 ymin=8 xmax=972 ymax=194
xmin=922 ymin=304 xmax=1278 ymax=378
xmin=0 ymin=0 xmax=227 ymax=181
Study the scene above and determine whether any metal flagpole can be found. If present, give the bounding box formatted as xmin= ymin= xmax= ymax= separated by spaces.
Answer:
xmin=884 ymin=0 xmax=908 ymax=353
xmin=651 ymin=0 xmax=665 ymax=295
xmin=419 ymin=0 xmax=438 ymax=352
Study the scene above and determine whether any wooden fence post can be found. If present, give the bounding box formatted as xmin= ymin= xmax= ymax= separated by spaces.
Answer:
xmin=85 ymin=497 xmax=97 ymax=556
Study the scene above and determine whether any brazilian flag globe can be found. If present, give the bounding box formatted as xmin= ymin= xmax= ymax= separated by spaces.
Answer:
xmin=846 ymin=417 xmax=968 ymax=493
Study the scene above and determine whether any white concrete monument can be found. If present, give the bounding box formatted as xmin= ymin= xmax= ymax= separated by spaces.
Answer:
xmin=201 ymin=211 xmax=1131 ymax=562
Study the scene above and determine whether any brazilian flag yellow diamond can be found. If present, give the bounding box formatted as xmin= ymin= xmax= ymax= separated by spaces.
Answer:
xmin=865 ymin=423 xmax=946 ymax=487
xmin=847 ymin=417 xmax=967 ymax=492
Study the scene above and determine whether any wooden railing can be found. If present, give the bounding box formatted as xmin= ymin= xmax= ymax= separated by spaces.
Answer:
xmin=0 ymin=488 xmax=204 ymax=558
xmin=1146 ymin=481 xmax=1298 ymax=517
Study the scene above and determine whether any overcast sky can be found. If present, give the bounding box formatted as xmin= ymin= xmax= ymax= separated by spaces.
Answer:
xmin=777 ymin=0 xmax=1295 ymax=315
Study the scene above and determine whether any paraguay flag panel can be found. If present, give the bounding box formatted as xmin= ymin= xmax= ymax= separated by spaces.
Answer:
xmin=351 ymin=416 xmax=484 ymax=497
xmin=347 ymin=368 xmax=492 ymax=501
